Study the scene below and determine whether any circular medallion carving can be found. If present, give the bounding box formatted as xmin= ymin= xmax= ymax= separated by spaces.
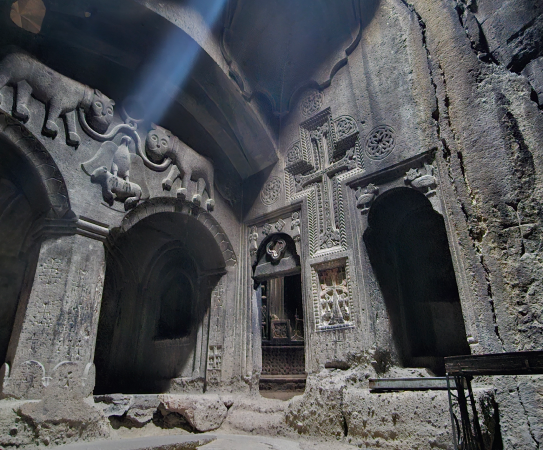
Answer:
xmin=260 ymin=177 xmax=282 ymax=206
xmin=365 ymin=125 xmax=395 ymax=160
xmin=301 ymin=90 xmax=324 ymax=117
xmin=287 ymin=143 xmax=302 ymax=164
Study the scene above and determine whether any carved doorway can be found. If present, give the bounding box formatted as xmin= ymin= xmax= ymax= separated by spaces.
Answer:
xmin=253 ymin=233 xmax=305 ymax=397
xmin=364 ymin=188 xmax=470 ymax=374
xmin=94 ymin=211 xmax=225 ymax=394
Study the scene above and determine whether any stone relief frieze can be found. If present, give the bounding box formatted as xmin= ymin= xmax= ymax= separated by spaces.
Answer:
xmin=365 ymin=125 xmax=395 ymax=160
xmin=0 ymin=51 xmax=115 ymax=147
xmin=404 ymin=163 xmax=437 ymax=196
xmin=145 ymin=124 xmax=215 ymax=211
xmin=355 ymin=183 xmax=379 ymax=214
xmin=0 ymin=51 xmax=224 ymax=215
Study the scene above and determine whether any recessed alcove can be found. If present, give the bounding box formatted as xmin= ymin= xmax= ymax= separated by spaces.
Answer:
xmin=94 ymin=211 xmax=225 ymax=395
xmin=0 ymin=136 xmax=49 ymax=370
xmin=363 ymin=187 xmax=470 ymax=374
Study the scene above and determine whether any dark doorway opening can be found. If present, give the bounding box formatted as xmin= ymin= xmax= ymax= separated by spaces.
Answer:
xmin=94 ymin=211 xmax=225 ymax=394
xmin=363 ymin=187 xmax=470 ymax=374
xmin=253 ymin=233 xmax=306 ymax=397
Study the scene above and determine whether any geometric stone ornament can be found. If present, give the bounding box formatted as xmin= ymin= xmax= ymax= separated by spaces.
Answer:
xmin=260 ymin=176 xmax=282 ymax=206
xmin=365 ymin=125 xmax=395 ymax=160
xmin=300 ymin=89 xmax=324 ymax=118
xmin=285 ymin=141 xmax=315 ymax=176
xmin=285 ymin=107 xmax=363 ymax=256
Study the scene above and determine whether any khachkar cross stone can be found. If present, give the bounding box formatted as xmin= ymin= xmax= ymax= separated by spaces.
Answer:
xmin=318 ymin=266 xmax=352 ymax=328
xmin=285 ymin=107 xmax=364 ymax=256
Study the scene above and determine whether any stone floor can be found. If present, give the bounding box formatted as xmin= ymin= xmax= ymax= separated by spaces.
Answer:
xmin=54 ymin=433 xmax=361 ymax=449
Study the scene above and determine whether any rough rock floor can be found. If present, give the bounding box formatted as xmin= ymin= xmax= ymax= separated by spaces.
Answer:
xmin=54 ymin=433 xmax=361 ymax=450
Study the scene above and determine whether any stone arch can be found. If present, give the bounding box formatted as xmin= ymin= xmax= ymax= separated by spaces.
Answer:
xmin=95 ymin=199 xmax=233 ymax=394
xmin=0 ymin=112 xmax=71 ymax=374
xmin=0 ymin=111 xmax=70 ymax=218
xmin=120 ymin=197 xmax=236 ymax=267
xmin=363 ymin=187 xmax=469 ymax=374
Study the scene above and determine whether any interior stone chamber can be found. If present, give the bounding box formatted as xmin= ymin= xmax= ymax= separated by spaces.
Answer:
xmin=0 ymin=0 xmax=543 ymax=448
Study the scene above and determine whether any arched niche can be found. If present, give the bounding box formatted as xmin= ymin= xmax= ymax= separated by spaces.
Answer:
xmin=363 ymin=187 xmax=469 ymax=374
xmin=94 ymin=206 xmax=228 ymax=395
xmin=0 ymin=115 xmax=71 ymax=371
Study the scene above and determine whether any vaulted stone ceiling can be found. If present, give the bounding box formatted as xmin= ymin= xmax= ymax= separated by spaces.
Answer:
xmin=221 ymin=0 xmax=379 ymax=116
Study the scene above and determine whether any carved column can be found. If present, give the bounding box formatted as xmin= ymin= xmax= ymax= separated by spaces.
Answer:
xmin=2 ymin=218 xmax=108 ymax=399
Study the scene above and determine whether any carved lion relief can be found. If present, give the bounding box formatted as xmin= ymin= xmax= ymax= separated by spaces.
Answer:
xmin=145 ymin=124 xmax=215 ymax=211
xmin=0 ymin=51 xmax=115 ymax=147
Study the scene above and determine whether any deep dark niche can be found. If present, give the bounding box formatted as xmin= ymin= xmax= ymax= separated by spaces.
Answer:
xmin=364 ymin=187 xmax=469 ymax=374
xmin=155 ymin=270 xmax=193 ymax=340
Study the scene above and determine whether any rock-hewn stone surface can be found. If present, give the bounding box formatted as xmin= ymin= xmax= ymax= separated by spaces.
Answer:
xmin=160 ymin=395 xmax=228 ymax=432
xmin=0 ymin=0 xmax=542 ymax=448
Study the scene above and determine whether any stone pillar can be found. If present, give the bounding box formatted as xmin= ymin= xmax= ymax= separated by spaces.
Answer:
xmin=2 ymin=220 xmax=107 ymax=399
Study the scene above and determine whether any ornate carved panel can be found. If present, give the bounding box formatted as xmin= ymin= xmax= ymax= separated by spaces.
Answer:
xmin=311 ymin=259 xmax=354 ymax=331
xmin=285 ymin=108 xmax=363 ymax=257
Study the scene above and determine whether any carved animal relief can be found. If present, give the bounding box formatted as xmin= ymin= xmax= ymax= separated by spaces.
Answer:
xmin=356 ymin=183 xmax=379 ymax=214
xmin=0 ymin=51 xmax=115 ymax=147
xmin=82 ymin=136 xmax=149 ymax=210
xmin=404 ymin=163 xmax=437 ymax=196
xmin=145 ymin=124 xmax=216 ymax=211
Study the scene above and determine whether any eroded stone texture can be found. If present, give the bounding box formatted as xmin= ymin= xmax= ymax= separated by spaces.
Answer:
xmin=159 ymin=395 xmax=228 ymax=432
xmin=0 ymin=0 xmax=542 ymax=448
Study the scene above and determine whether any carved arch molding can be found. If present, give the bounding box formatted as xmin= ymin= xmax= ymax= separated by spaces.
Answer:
xmin=0 ymin=111 xmax=70 ymax=218
xmin=119 ymin=198 xmax=237 ymax=268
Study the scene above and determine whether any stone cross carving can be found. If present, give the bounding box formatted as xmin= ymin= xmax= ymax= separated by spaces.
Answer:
xmin=285 ymin=108 xmax=362 ymax=255
xmin=318 ymin=267 xmax=351 ymax=327
xmin=208 ymin=345 xmax=222 ymax=371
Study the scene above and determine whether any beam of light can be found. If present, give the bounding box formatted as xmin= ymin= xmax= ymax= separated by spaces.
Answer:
xmin=135 ymin=0 xmax=228 ymax=124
